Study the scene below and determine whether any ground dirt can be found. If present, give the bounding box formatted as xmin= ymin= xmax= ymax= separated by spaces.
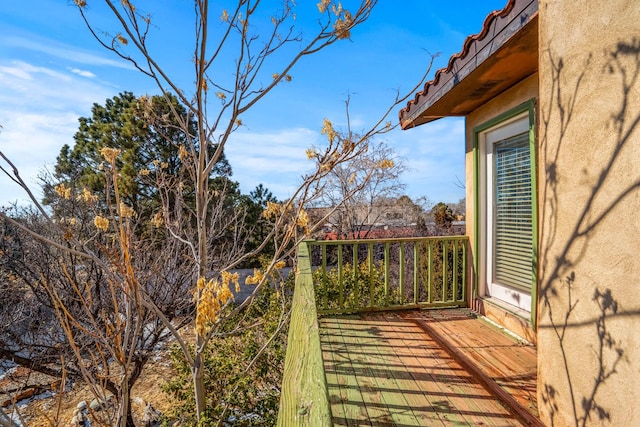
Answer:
xmin=3 ymin=345 xmax=180 ymax=426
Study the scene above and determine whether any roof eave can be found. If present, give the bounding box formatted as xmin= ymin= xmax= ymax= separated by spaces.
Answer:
xmin=400 ymin=0 xmax=539 ymax=130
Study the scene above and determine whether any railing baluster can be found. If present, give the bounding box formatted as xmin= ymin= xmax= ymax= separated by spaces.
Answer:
xmin=413 ymin=241 xmax=419 ymax=305
xmin=443 ymin=239 xmax=448 ymax=302
xmin=353 ymin=243 xmax=358 ymax=309
xmin=368 ymin=242 xmax=374 ymax=308
xmin=453 ymin=240 xmax=459 ymax=303
xmin=322 ymin=243 xmax=328 ymax=310
xmin=384 ymin=241 xmax=390 ymax=306
xmin=399 ymin=242 xmax=405 ymax=304
xmin=462 ymin=240 xmax=467 ymax=303
xmin=428 ymin=240 xmax=433 ymax=303
xmin=338 ymin=244 xmax=344 ymax=309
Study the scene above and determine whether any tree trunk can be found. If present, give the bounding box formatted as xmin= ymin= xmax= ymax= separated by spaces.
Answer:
xmin=193 ymin=111 xmax=209 ymax=420
xmin=115 ymin=383 xmax=136 ymax=427
xmin=192 ymin=333 xmax=207 ymax=419
xmin=126 ymin=404 xmax=135 ymax=427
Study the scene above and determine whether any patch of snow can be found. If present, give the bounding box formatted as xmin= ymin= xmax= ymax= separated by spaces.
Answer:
xmin=0 ymin=360 xmax=17 ymax=379
xmin=3 ymin=407 xmax=23 ymax=427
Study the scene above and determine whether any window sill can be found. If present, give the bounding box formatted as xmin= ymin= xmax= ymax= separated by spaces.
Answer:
xmin=475 ymin=296 xmax=537 ymax=344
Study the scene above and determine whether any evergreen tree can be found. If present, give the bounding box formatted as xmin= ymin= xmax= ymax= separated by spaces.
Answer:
xmin=49 ymin=91 xmax=232 ymax=219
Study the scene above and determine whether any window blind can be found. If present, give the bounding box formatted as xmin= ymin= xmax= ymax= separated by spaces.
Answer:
xmin=493 ymin=132 xmax=532 ymax=291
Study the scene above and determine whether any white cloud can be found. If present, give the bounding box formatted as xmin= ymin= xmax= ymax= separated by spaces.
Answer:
xmin=225 ymin=127 xmax=323 ymax=199
xmin=0 ymin=61 xmax=113 ymax=110
xmin=222 ymin=116 xmax=468 ymax=204
xmin=224 ymin=119 xmax=466 ymax=205
xmin=70 ymin=68 xmax=97 ymax=78
xmin=0 ymin=60 xmax=113 ymax=206
xmin=0 ymin=61 xmax=72 ymax=86
xmin=391 ymin=117 xmax=466 ymax=203
xmin=5 ymin=35 xmax=134 ymax=70
xmin=0 ymin=64 xmax=32 ymax=81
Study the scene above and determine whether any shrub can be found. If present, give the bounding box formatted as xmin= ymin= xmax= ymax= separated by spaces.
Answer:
xmin=162 ymin=267 xmax=293 ymax=426
xmin=314 ymin=260 xmax=401 ymax=311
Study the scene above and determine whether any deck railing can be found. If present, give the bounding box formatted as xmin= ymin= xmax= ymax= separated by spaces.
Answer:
xmin=309 ymin=236 xmax=468 ymax=314
xmin=277 ymin=242 xmax=332 ymax=427
xmin=277 ymin=235 xmax=469 ymax=425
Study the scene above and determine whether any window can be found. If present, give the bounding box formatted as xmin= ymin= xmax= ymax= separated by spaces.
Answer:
xmin=477 ymin=110 xmax=536 ymax=314
xmin=494 ymin=132 xmax=532 ymax=291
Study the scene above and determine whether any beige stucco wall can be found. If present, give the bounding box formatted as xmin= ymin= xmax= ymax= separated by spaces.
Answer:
xmin=464 ymin=73 xmax=539 ymax=341
xmin=537 ymin=1 xmax=640 ymax=426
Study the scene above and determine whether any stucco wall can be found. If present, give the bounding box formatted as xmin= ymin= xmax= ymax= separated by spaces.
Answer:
xmin=537 ymin=1 xmax=640 ymax=426
xmin=464 ymin=73 xmax=539 ymax=341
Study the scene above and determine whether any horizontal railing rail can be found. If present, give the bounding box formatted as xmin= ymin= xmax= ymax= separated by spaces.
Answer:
xmin=308 ymin=236 xmax=469 ymax=315
xmin=277 ymin=242 xmax=332 ymax=427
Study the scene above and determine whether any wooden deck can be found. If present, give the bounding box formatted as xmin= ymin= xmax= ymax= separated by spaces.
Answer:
xmin=319 ymin=309 xmax=539 ymax=426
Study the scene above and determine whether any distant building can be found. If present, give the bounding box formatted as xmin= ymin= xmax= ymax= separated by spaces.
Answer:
xmin=308 ymin=196 xmax=465 ymax=240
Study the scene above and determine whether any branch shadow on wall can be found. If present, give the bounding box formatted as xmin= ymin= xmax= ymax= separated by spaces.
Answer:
xmin=537 ymin=37 xmax=640 ymax=426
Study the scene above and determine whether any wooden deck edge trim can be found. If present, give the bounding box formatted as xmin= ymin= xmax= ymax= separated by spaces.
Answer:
xmin=278 ymin=243 xmax=332 ymax=427
xmin=412 ymin=318 xmax=544 ymax=427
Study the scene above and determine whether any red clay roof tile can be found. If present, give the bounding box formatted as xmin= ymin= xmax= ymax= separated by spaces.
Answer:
xmin=399 ymin=0 xmax=520 ymax=127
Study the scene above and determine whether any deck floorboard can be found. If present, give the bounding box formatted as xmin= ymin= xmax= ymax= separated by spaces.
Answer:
xmin=320 ymin=308 xmax=539 ymax=427
xmin=401 ymin=309 xmax=538 ymax=418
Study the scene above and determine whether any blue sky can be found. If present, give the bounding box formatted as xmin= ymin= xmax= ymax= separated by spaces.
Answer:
xmin=0 ymin=0 xmax=506 ymax=207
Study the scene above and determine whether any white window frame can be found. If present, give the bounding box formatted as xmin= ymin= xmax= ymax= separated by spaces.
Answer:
xmin=478 ymin=112 xmax=534 ymax=313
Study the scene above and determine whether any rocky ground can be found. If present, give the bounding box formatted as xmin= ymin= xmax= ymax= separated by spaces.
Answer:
xmin=0 ymin=274 xmax=273 ymax=426
xmin=1 ymin=342 xmax=180 ymax=426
